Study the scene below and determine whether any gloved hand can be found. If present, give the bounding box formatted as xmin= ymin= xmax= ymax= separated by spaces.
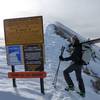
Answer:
xmin=59 ymin=55 xmax=64 ymax=61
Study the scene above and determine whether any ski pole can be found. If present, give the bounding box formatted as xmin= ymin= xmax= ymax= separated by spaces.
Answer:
xmin=53 ymin=60 xmax=61 ymax=88
xmin=52 ymin=46 xmax=65 ymax=88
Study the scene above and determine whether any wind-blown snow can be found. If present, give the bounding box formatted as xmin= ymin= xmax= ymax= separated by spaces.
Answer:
xmin=0 ymin=25 xmax=100 ymax=100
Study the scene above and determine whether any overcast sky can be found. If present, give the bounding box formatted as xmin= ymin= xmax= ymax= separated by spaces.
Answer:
xmin=0 ymin=0 xmax=100 ymax=39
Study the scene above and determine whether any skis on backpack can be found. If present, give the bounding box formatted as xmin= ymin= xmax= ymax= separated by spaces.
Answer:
xmin=81 ymin=38 xmax=100 ymax=45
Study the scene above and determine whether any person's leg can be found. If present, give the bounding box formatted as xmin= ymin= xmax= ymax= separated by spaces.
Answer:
xmin=75 ymin=65 xmax=85 ymax=94
xmin=63 ymin=63 xmax=75 ymax=88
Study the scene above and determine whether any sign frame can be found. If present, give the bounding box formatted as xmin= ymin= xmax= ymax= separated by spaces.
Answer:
xmin=4 ymin=16 xmax=45 ymax=94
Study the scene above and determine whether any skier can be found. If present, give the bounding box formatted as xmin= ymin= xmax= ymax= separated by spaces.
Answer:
xmin=59 ymin=36 xmax=85 ymax=97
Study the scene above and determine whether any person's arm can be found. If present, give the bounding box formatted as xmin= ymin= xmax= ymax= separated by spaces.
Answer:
xmin=59 ymin=55 xmax=72 ymax=61
xmin=64 ymin=56 xmax=72 ymax=61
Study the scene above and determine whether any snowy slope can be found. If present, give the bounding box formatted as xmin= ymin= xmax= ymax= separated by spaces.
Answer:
xmin=0 ymin=25 xmax=100 ymax=100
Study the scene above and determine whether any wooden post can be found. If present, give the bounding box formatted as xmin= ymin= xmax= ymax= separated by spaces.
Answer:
xmin=11 ymin=65 xmax=17 ymax=87
xmin=40 ymin=78 xmax=45 ymax=94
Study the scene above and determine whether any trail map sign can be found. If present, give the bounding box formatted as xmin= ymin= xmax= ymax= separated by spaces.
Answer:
xmin=6 ymin=45 xmax=24 ymax=65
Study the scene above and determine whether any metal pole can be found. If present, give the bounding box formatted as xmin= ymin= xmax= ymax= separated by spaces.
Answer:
xmin=52 ymin=46 xmax=65 ymax=88
xmin=40 ymin=78 xmax=45 ymax=94
xmin=53 ymin=60 xmax=61 ymax=88
xmin=11 ymin=65 xmax=17 ymax=87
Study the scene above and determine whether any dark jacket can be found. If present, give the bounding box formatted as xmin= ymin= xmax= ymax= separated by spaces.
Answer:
xmin=70 ymin=44 xmax=83 ymax=64
xmin=63 ymin=39 xmax=84 ymax=64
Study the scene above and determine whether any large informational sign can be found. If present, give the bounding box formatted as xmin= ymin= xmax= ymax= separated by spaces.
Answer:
xmin=6 ymin=45 xmax=24 ymax=65
xmin=4 ymin=16 xmax=44 ymax=71
xmin=4 ymin=16 xmax=44 ymax=45
xmin=4 ymin=16 xmax=46 ymax=94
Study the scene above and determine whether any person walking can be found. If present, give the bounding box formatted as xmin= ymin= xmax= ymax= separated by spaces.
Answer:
xmin=59 ymin=36 xmax=85 ymax=97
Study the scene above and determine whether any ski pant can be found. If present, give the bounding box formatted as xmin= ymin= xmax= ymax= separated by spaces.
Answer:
xmin=63 ymin=63 xmax=85 ymax=93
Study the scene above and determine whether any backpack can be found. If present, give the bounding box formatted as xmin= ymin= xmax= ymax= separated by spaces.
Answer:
xmin=67 ymin=39 xmax=93 ymax=65
xmin=82 ymin=43 xmax=92 ymax=65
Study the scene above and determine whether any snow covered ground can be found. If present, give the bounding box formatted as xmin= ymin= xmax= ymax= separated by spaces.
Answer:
xmin=0 ymin=25 xmax=100 ymax=100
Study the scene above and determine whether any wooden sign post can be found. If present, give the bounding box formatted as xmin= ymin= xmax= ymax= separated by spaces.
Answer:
xmin=4 ymin=16 xmax=46 ymax=94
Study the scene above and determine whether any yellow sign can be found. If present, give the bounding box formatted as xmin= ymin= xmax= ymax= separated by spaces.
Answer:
xmin=4 ymin=16 xmax=44 ymax=45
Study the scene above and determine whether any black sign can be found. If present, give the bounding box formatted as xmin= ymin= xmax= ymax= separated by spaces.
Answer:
xmin=23 ymin=44 xmax=43 ymax=71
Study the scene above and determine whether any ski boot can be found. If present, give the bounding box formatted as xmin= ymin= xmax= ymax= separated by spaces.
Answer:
xmin=65 ymin=85 xmax=74 ymax=91
xmin=77 ymin=91 xmax=85 ymax=97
